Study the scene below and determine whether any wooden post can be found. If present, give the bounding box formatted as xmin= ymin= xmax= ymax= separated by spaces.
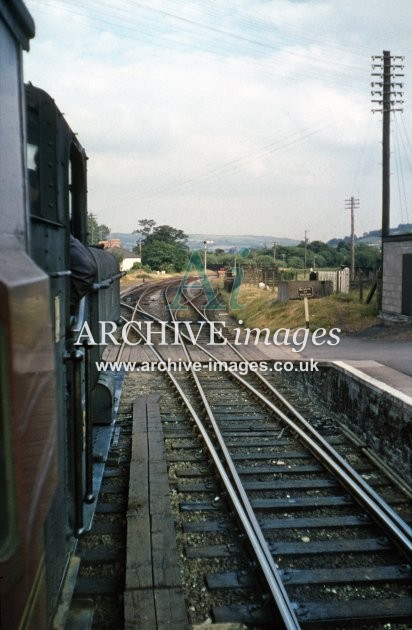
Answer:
xmin=359 ymin=270 xmax=364 ymax=302
xmin=304 ymin=297 xmax=309 ymax=329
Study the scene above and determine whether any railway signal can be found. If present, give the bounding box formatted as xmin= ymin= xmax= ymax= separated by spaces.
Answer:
xmin=203 ymin=239 xmax=214 ymax=273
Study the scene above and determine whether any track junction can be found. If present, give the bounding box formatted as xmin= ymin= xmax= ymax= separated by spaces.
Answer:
xmin=68 ymin=277 xmax=411 ymax=629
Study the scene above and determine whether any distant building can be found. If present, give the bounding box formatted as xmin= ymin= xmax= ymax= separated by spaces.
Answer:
xmin=382 ymin=234 xmax=412 ymax=321
xmin=108 ymin=246 xmax=141 ymax=272
xmin=99 ymin=238 xmax=121 ymax=249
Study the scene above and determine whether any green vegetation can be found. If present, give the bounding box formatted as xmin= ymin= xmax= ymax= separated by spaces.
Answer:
xmin=133 ymin=219 xmax=189 ymax=272
xmin=204 ymin=239 xmax=381 ymax=271
xmin=224 ymin=285 xmax=380 ymax=334
xmin=87 ymin=214 xmax=110 ymax=244
xmin=127 ymin=218 xmax=381 ymax=275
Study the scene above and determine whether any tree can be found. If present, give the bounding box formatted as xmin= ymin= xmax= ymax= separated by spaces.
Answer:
xmin=355 ymin=243 xmax=381 ymax=269
xmin=317 ymin=247 xmax=336 ymax=266
xmin=143 ymin=240 xmax=188 ymax=272
xmin=313 ymin=254 xmax=326 ymax=268
xmin=288 ymin=256 xmax=304 ymax=269
xmin=308 ymin=240 xmax=327 ymax=254
xmin=133 ymin=218 xmax=156 ymax=238
xmin=87 ymin=214 xmax=110 ymax=244
xmin=204 ymin=251 xmax=238 ymax=267
xmin=133 ymin=218 xmax=156 ymax=254
xmin=255 ymin=254 xmax=275 ymax=267
xmin=135 ymin=221 xmax=189 ymax=272
xmin=149 ymin=224 xmax=187 ymax=245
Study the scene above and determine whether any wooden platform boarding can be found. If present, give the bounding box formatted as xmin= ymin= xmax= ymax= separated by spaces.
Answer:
xmin=124 ymin=395 xmax=189 ymax=630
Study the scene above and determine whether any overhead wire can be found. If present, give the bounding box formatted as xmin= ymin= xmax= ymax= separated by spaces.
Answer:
xmin=351 ymin=116 xmax=374 ymax=193
xmin=397 ymin=115 xmax=412 ymax=174
xmin=27 ymin=0 xmax=381 ymax=202
xmin=116 ymin=109 xmax=370 ymax=211
xmin=105 ymin=0 xmax=390 ymax=61
xmin=29 ymin=0 xmax=370 ymax=89
xmin=26 ymin=0 xmax=411 ymax=102
xmin=393 ymin=115 xmax=410 ymax=224
xmin=27 ymin=0 xmax=411 ymax=228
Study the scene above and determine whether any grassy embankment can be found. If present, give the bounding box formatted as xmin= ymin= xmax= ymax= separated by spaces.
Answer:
xmin=121 ymin=270 xmax=381 ymax=335
xmin=222 ymin=284 xmax=380 ymax=334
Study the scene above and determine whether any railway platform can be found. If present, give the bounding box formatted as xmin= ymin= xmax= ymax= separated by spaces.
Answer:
xmin=103 ymin=332 xmax=412 ymax=399
xmin=255 ymin=334 xmax=412 ymax=399
xmin=124 ymin=394 xmax=189 ymax=629
xmin=84 ymin=281 xmax=412 ymax=628
xmin=116 ymin=349 xmax=409 ymax=630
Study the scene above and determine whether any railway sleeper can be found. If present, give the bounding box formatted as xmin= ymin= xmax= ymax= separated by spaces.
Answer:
xmin=206 ymin=564 xmax=412 ymax=589
xmin=213 ymin=597 xmax=412 ymax=626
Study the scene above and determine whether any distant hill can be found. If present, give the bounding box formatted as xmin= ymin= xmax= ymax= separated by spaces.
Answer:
xmin=110 ymin=223 xmax=412 ymax=252
xmin=327 ymin=223 xmax=412 ymax=247
xmin=110 ymin=232 xmax=300 ymax=252
xmin=187 ymin=234 xmax=300 ymax=250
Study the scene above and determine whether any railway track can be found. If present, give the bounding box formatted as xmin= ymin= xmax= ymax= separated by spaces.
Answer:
xmin=68 ymin=278 xmax=411 ymax=628
xmin=66 ymin=411 xmax=130 ymax=627
xmin=163 ymin=368 xmax=411 ymax=627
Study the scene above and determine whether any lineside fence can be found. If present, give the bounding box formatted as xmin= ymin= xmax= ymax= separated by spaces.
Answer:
xmin=221 ymin=265 xmax=378 ymax=302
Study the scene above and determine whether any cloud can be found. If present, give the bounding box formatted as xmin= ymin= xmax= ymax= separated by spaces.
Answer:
xmin=24 ymin=0 xmax=412 ymax=240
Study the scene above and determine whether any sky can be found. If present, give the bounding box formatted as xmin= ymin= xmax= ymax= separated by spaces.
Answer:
xmin=24 ymin=0 xmax=412 ymax=243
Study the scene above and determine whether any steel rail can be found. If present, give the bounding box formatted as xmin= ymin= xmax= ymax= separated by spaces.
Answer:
xmin=117 ymin=278 xmax=184 ymax=362
xmin=163 ymin=286 xmax=301 ymax=624
xmin=119 ymin=308 xmax=301 ymax=630
xmin=120 ymin=275 xmax=183 ymax=300
xmin=182 ymin=293 xmax=412 ymax=555
xmin=120 ymin=294 xmax=412 ymax=558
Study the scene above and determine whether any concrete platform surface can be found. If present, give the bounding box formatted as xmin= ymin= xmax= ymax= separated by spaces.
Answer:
xmin=256 ymin=335 xmax=412 ymax=401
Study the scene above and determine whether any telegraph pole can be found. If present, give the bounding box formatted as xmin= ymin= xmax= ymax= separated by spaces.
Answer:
xmin=372 ymin=52 xmax=404 ymax=235
xmin=273 ymin=241 xmax=279 ymax=264
xmin=371 ymin=51 xmax=404 ymax=305
xmin=304 ymin=230 xmax=309 ymax=277
xmin=88 ymin=212 xmax=96 ymax=243
xmin=382 ymin=51 xmax=391 ymax=238
xmin=345 ymin=197 xmax=359 ymax=281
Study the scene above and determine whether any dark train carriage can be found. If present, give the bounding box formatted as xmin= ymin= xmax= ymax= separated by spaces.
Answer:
xmin=0 ymin=2 xmax=56 ymax=628
xmin=24 ymin=85 xmax=122 ymax=620
xmin=24 ymin=83 xmax=89 ymax=622
xmin=0 ymin=3 xmax=122 ymax=627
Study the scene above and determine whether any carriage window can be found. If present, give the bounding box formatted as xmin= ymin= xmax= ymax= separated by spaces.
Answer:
xmin=27 ymin=142 xmax=38 ymax=170
xmin=69 ymin=143 xmax=87 ymax=240
xmin=0 ymin=323 xmax=18 ymax=561
xmin=27 ymin=142 xmax=40 ymax=215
